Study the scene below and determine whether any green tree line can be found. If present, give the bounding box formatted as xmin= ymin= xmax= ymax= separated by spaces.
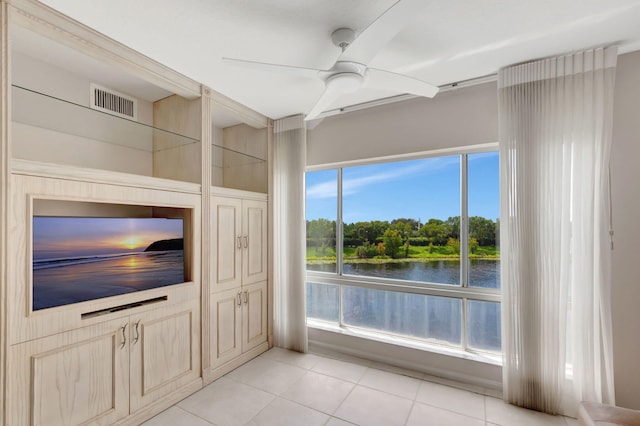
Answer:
xmin=307 ymin=216 xmax=499 ymax=259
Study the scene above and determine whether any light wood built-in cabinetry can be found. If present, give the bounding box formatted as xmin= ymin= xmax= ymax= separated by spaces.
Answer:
xmin=212 ymin=195 xmax=268 ymax=292
xmin=0 ymin=0 xmax=273 ymax=425
xmin=8 ymin=300 xmax=200 ymax=426
xmin=209 ymin=192 xmax=269 ymax=378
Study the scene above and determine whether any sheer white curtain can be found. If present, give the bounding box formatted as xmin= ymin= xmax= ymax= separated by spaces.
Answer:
xmin=499 ymin=47 xmax=617 ymax=415
xmin=273 ymin=115 xmax=308 ymax=352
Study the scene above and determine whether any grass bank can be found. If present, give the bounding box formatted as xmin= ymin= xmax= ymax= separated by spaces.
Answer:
xmin=307 ymin=245 xmax=500 ymax=265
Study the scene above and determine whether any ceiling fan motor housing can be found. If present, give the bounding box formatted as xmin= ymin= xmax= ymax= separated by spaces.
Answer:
xmin=321 ymin=61 xmax=367 ymax=92
xmin=326 ymin=72 xmax=363 ymax=93
xmin=331 ymin=28 xmax=355 ymax=50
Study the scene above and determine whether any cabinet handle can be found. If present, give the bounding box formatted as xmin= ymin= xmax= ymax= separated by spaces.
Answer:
xmin=133 ymin=321 xmax=141 ymax=345
xmin=236 ymin=292 xmax=242 ymax=306
xmin=243 ymin=235 xmax=248 ymax=249
xmin=237 ymin=236 xmax=242 ymax=249
xmin=243 ymin=290 xmax=248 ymax=304
xmin=120 ymin=324 xmax=127 ymax=349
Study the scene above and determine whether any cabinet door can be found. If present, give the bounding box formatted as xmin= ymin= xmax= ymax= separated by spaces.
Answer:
xmin=242 ymin=281 xmax=268 ymax=352
xmin=7 ymin=319 xmax=129 ymax=426
xmin=210 ymin=288 xmax=243 ymax=368
xmin=130 ymin=301 xmax=201 ymax=413
xmin=242 ymin=199 xmax=268 ymax=285
xmin=212 ymin=196 xmax=243 ymax=292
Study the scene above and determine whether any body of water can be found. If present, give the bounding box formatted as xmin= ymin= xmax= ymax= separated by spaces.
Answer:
xmin=33 ymin=250 xmax=185 ymax=310
xmin=306 ymin=259 xmax=501 ymax=351
xmin=307 ymin=259 xmax=500 ymax=288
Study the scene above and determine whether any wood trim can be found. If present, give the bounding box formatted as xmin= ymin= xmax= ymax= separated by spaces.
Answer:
xmin=204 ymin=342 xmax=268 ymax=385
xmin=112 ymin=378 xmax=203 ymax=426
xmin=0 ymin=2 xmax=9 ymax=423
xmin=211 ymin=89 xmax=269 ymax=129
xmin=211 ymin=186 xmax=268 ymax=201
xmin=267 ymin=120 xmax=274 ymax=347
xmin=7 ymin=0 xmax=201 ymax=99
xmin=200 ymin=87 xmax=213 ymax=373
xmin=11 ymin=159 xmax=202 ymax=194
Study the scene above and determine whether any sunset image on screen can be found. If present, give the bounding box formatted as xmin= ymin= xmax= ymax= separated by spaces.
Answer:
xmin=32 ymin=217 xmax=185 ymax=311
xmin=33 ymin=217 xmax=182 ymax=260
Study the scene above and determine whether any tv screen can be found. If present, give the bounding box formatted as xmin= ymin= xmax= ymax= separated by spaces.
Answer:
xmin=32 ymin=217 xmax=185 ymax=311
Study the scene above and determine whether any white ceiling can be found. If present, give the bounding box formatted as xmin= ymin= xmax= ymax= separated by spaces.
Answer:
xmin=38 ymin=0 xmax=640 ymax=120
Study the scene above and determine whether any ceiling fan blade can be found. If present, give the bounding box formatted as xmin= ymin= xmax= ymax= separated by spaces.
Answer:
xmin=222 ymin=57 xmax=323 ymax=78
xmin=365 ymin=67 xmax=439 ymax=98
xmin=339 ymin=0 xmax=430 ymax=64
xmin=304 ymin=83 xmax=343 ymax=121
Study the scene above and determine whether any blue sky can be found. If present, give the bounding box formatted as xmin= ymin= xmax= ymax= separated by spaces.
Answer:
xmin=306 ymin=152 xmax=499 ymax=223
xmin=33 ymin=217 xmax=183 ymax=259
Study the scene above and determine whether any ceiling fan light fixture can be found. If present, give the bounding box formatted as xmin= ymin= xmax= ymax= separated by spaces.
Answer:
xmin=325 ymin=72 xmax=363 ymax=93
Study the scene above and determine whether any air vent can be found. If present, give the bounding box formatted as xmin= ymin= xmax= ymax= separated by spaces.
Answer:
xmin=90 ymin=83 xmax=138 ymax=120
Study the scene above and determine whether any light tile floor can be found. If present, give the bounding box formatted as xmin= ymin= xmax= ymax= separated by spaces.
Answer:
xmin=143 ymin=347 xmax=577 ymax=426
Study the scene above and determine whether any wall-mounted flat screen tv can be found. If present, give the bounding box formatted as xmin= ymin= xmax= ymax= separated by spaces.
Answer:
xmin=32 ymin=217 xmax=185 ymax=311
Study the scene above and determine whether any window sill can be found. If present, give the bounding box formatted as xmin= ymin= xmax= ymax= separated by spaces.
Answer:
xmin=307 ymin=319 xmax=503 ymax=367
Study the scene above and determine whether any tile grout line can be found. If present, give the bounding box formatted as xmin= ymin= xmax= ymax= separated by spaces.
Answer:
xmin=276 ymin=369 xmax=352 ymax=417
xmin=331 ymin=375 xmax=362 ymax=424
xmin=229 ymin=351 xmax=491 ymax=421
xmin=227 ymin=355 xmax=349 ymax=421
xmin=484 ymin=394 xmax=488 ymax=424
xmin=411 ymin=397 xmax=487 ymax=423
xmin=173 ymin=404 xmax=217 ymax=426
xmin=172 ymin=349 xmax=575 ymax=426
xmin=276 ymin=351 xmax=487 ymax=423
xmin=404 ymin=400 xmax=417 ymax=426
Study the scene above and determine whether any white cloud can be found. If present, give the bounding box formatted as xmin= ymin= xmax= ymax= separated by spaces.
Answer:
xmin=306 ymin=156 xmax=459 ymax=200
xmin=343 ymin=157 xmax=458 ymax=196
xmin=306 ymin=180 xmax=337 ymax=199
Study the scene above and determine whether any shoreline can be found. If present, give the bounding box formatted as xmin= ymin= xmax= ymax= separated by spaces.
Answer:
xmin=306 ymin=256 xmax=500 ymax=265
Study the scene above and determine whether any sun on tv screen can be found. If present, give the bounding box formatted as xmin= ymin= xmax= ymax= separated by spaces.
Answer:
xmin=32 ymin=217 xmax=185 ymax=311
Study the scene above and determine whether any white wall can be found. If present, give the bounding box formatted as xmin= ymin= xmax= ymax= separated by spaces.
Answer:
xmin=610 ymin=50 xmax=640 ymax=410
xmin=11 ymin=52 xmax=155 ymax=175
xmin=306 ymin=50 xmax=640 ymax=409
xmin=307 ymin=81 xmax=498 ymax=166
xmin=12 ymin=52 xmax=154 ymax=124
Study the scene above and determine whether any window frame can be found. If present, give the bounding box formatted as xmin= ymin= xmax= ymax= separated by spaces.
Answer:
xmin=306 ymin=143 xmax=501 ymax=354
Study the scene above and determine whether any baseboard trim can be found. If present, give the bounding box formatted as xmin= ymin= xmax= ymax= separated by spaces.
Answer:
xmin=204 ymin=342 xmax=269 ymax=385
xmin=113 ymin=378 xmax=203 ymax=426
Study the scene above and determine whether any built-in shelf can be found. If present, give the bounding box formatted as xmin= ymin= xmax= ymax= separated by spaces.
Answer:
xmin=211 ymin=143 xmax=265 ymax=169
xmin=12 ymin=85 xmax=199 ymax=153
xmin=11 ymin=85 xmax=202 ymax=183
xmin=211 ymin=143 xmax=267 ymax=193
xmin=11 ymin=159 xmax=202 ymax=194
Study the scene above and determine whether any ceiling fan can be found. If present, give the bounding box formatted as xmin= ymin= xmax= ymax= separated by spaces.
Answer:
xmin=223 ymin=0 xmax=439 ymax=121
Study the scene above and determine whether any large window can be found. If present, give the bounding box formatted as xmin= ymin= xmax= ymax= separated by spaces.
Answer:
xmin=306 ymin=150 xmax=501 ymax=354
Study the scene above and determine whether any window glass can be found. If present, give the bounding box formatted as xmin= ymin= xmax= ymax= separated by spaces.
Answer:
xmin=342 ymin=286 xmax=462 ymax=345
xmin=341 ymin=156 xmax=461 ymax=285
xmin=306 ymin=170 xmax=337 ymax=273
xmin=305 ymin=151 xmax=502 ymax=354
xmin=467 ymin=152 xmax=500 ymax=288
xmin=306 ymin=282 xmax=339 ymax=323
xmin=467 ymin=300 xmax=501 ymax=352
